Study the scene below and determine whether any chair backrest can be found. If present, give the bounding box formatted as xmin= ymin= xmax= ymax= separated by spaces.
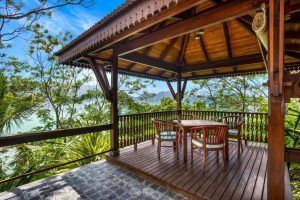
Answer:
xmin=152 ymin=119 xmax=176 ymax=136
xmin=176 ymin=114 xmax=197 ymax=121
xmin=191 ymin=125 xmax=228 ymax=146
xmin=221 ymin=115 xmax=244 ymax=129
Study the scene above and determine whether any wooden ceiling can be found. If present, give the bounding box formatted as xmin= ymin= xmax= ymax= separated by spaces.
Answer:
xmin=58 ymin=0 xmax=300 ymax=80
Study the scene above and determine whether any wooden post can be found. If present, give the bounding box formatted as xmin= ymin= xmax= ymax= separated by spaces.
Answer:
xmin=268 ymin=0 xmax=285 ymax=199
xmin=110 ymin=50 xmax=119 ymax=155
xmin=177 ymin=72 xmax=182 ymax=118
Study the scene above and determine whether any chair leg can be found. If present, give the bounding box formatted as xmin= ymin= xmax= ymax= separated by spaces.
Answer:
xmin=237 ymin=137 xmax=241 ymax=156
xmin=203 ymin=151 xmax=206 ymax=174
xmin=191 ymin=145 xmax=194 ymax=163
xmin=241 ymin=139 xmax=244 ymax=151
xmin=158 ymin=140 xmax=161 ymax=160
xmin=222 ymin=149 xmax=226 ymax=171
xmin=176 ymin=140 xmax=179 ymax=160
xmin=173 ymin=141 xmax=176 ymax=152
xmin=216 ymin=150 xmax=219 ymax=164
xmin=179 ymin=132 xmax=182 ymax=147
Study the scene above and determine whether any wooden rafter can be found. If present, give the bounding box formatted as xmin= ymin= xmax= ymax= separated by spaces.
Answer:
xmin=177 ymin=34 xmax=189 ymax=66
xmin=285 ymin=31 xmax=300 ymax=40
xmin=116 ymin=0 xmax=262 ymax=56
xmin=87 ymin=57 xmax=111 ymax=100
xmin=235 ymin=18 xmax=256 ymax=36
xmin=144 ymin=38 xmax=178 ymax=74
xmin=120 ymin=52 xmax=178 ymax=73
xmin=286 ymin=43 xmax=300 ymax=52
xmin=198 ymin=35 xmax=209 ymax=62
xmin=286 ymin=51 xmax=300 ymax=59
xmin=126 ymin=63 xmax=136 ymax=70
xmin=223 ymin=22 xmax=232 ymax=58
xmin=181 ymin=53 xmax=263 ymax=73
xmin=160 ymin=38 xmax=178 ymax=60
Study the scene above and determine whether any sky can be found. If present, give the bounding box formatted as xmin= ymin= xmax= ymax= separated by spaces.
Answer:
xmin=2 ymin=0 xmax=172 ymax=94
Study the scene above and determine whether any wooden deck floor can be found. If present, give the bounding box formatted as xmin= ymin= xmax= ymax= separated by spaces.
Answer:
xmin=107 ymin=140 xmax=270 ymax=200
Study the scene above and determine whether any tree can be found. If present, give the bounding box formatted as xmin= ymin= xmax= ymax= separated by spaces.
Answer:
xmin=0 ymin=72 xmax=37 ymax=134
xmin=189 ymin=75 xmax=268 ymax=112
xmin=0 ymin=0 xmax=95 ymax=46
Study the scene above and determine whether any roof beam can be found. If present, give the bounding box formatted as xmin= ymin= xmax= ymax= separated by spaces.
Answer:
xmin=286 ymin=43 xmax=300 ymax=52
xmin=181 ymin=53 xmax=263 ymax=73
xmin=286 ymin=51 xmax=300 ymax=59
xmin=235 ymin=18 xmax=256 ymax=36
xmin=286 ymin=31 xmax=300 ymax=40
xmin=198 ymin=35 xmax=209 ymax=62
xmin=120 ymin=52 xmax=178 ymax=73
xmin=186 ymin=68 xmax=266 ymax=80
xmin=116 ymin=0 xmax=261 ymax=56
xmin=177 ymin=35 xmax=189 ymax=66
xmin=223 ymin=22 xmax=232 ymax=58
xmin=159 ymin=38 xmax=178 ymax=60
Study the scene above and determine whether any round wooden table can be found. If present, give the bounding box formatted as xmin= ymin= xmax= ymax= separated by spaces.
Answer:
xmin=173 ymin=119 xmax=229 ymax=163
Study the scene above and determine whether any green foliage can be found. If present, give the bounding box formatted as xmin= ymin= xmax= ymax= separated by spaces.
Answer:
xmin=285 ymin=100 xmax=300 ymax=148
xmin=189 ymin=75 xmax=268 ymax=112
xmin=0 ymin=72 xmax=38 ymax=134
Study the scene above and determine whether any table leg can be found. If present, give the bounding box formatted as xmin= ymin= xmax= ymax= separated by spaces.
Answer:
xmin=225 ymin=131 xmax=229 ymax=161
xmin=183 ymin=128 xmax=187 ymax=163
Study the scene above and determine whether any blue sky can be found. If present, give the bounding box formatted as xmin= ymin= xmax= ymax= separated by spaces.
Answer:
xmin=2 ymin=0 xmax=174 ymax=94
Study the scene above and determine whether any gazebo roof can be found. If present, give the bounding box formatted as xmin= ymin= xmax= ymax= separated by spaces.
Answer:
xmin=56 ymin=0 xmax=300 ymax=80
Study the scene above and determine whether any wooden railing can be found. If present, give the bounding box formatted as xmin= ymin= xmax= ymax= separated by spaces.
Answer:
xmin=119 ymin=110 xmax=268 ymax=148
xmin=0 ymin=110 xmax=268 ymax=184
xmin=0 ymin=124 xmax=112 ymax=184
xmin=119 ymin=111 xmax=177 ymax=148
xmin=182 ymin=110 xmax=268 ymax=143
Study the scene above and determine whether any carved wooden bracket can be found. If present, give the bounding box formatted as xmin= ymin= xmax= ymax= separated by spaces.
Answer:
xmin=166 ymin=80 xmax=176 ymax=100
xmin=87 ymin=57 xmax=112 ymax=101
xmin=166 ymin=78 xmax=188 ymax=101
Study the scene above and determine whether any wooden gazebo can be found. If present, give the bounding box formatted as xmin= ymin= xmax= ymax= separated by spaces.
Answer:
xmin=55 ymin=0 xmax=300 ymax=199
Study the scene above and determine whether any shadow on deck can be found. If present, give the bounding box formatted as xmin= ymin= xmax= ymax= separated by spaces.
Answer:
xmin=107 ymin=140 xmax=270 ymax=200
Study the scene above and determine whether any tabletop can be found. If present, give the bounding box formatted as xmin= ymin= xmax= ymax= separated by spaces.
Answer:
xmin=173 ymin=119 xmax=227 ymax=127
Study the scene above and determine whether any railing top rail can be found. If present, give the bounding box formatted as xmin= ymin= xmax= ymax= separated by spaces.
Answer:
xmin=0 ymin=124 xmax=112 ymax=147
xmin=119 ymin=110 xmax=268 ymax=117
xmin=185 ymin=110 xmax=268 ymax=115
xmin=119 ymin=110 xmax=176 ymax=117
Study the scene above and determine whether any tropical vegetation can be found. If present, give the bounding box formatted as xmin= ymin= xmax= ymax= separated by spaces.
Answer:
xmin=0 ymin=2 xmax=299 ymax=197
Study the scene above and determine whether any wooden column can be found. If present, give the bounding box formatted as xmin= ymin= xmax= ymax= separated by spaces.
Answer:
xmin=268 ymin=0 xmax=285 ymax=199
xmin=177 ymin=73 xmax=182 ymax=118
xmin=111 ymin=50 xmax=119 ymax=155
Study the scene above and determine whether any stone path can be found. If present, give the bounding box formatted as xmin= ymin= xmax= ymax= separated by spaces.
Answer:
xmin=0 ymin=161 xmax=188 ymax=200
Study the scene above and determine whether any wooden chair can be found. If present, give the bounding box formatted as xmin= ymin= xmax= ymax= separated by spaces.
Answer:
xmin=191 ymin=125 xmax=228 ymax=173
xmin=152 ymin=119 xmax=179 ymax=160
xmin=220 ymin=115 xmax=245 ymax=155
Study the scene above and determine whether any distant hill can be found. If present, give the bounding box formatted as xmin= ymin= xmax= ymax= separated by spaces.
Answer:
xmin=133 ymin=91 xmax=199 ymax=105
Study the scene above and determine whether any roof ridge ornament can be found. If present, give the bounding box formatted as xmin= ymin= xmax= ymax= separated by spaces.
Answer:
xmin=252 ymin=3 xmax=268 ymax=50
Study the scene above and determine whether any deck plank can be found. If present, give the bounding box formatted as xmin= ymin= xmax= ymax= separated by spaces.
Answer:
xmin=200 ymin=142 xmax=256 ymax=199
xmin=212 ymin=142 xmax=260 ymax=200
xmin=106 ymin=140 xmax=286 ymax=200
xmin=252 ymin=143 xmax=268 ymax=200
xmin=182 ymin=143 xmax=237 ymax=193
xmin=225 ymin=143 xmax=263 ymax=200
xmin=241 ymin=143 xmax=266 ymax=200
